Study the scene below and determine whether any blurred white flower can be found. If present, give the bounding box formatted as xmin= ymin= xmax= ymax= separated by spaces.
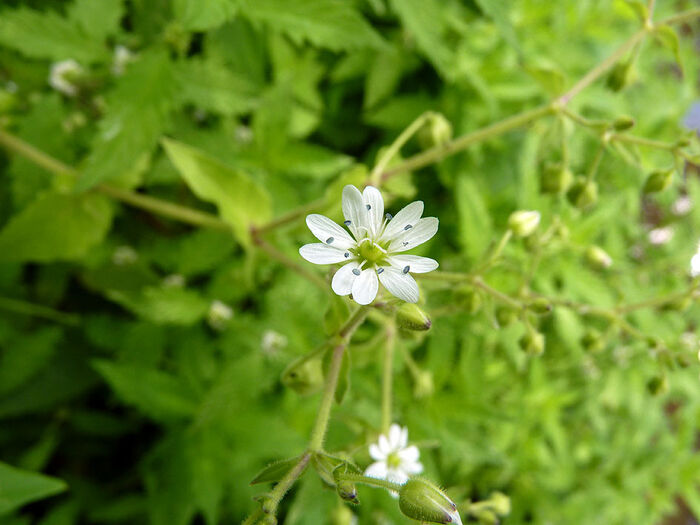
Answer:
xmin=112 ymin=245 xmax=138 ymax=265
xmin=208 ymin=300 xmax=233 ymax=331
xmin=691 ymin=252 xmax=700 ymax=278
xmin=508 ymin=210 xmax=541 ymax=237
xmin=648 ymin=226 xmax=674 ymax=246
xmin=162 ymin=274 xmax=185 ymax=288
xmin=261 ymin=330 xmax=288 ymax=357
xmin=112 ymin=45 xmax=134 ymax=76
xmin=365 ymin=424 xmax=423 ymax=490
xmin=49 ymin=59 xmax=83 ymax=96
xmin=672 ymin=195 xmax=692 ymax=216
xmin=300 ymin=185 xmax=439 ymax=305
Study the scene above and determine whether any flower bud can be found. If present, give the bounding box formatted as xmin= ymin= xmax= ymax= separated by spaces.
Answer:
xmin=397 ymin=303 xmax=432 ymax=331
xmin=540 ymin=163 xmax=574 ymax=194
xmin=398 ymin=478 xmax=463 ymax=525
xmin=471 ymin=508 xmax=498 ymax=525
xmin=647 ymin=375 xmax=668 ymax=396
xmin=567 ymin=177 xmax=598 ymax=209
xmin=606 ymin=59 xmax=634 ymax=92
xmin=281 ymin=356 xmax=324 ymax=395
xmin=612 ymin=115 xmax=635 ymax=131
xmin=413 ymin=370 xmax=435 ymax=399
xmin=495 ymin=306 xmax=518 ymax=327
xmin=418 ymin=113 xmax=453 ymax=149
xmin=581 ymin=329 xmax=605 ymax=354
xmin=519 ymin=330 xmax=545 ymax=356
xmin=456 ymin=286 xmax=482 ymax=314
xmin=488 ymin=492 xmax=511 ymax=516
xmin=586 ymin=245 xmax=613 ymax=270
xmin=508 ymin=210 xmax=541 ymax=237
xmin=643 ymin=169 xmax=674 ymax=194
xmin=528 ymin=298 xmax=552 ymax=315
xmin=336 ymin=480 xmax=359 ymax=504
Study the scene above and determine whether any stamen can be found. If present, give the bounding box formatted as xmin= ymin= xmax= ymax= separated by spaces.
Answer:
xmin=402 ymin=241 xmax=409 ymax=247
xmin=326 ymin=237 xmax=334 ymax=244
xmin=344 ymin=252 xmax=350 ymax=258
xmin=366 ymin=204 xmax=371 ymax=210
xmin=385 ymin=213 xmax=393 ymax=220
xmin=377 ymin=268 xmax=384 ymax=274
xmin=402 ymin=265 xmax=410 ymax=274
xmin=404 ymin=224 xmax=413 ymax=231
xmin=344 ymin=220 xmax=351 ymax=226
xmin=352 ymin=268 xmax=361 ymax=276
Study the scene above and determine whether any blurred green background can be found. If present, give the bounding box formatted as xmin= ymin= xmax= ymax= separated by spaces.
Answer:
xmin=1 ymin=0 xmax=700 ymax=524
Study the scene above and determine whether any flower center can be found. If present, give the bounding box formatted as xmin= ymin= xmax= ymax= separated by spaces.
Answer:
xmin=386 ymin=452 xmax=402 ymax=469
xmin=356 ymin=239 xmax=387 ymax=265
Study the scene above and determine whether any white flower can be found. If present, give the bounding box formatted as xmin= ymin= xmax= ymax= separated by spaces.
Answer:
xmin=112 ymin=45 xmax=134 ymax=76
xmin=261 ymin=330 xmax=288 ymax=356
xmin=672 ymin=195 xmax=692 ymax=216
xmin=208 ymin=300 xmax=233 ymax=331
xmin=162 ymin=274 xmax=185 ymax=288
xmin=691 ymin=252 xmax=700 ymax=278
xmin=112 ymin=245 xmax=138 ymax=265
xmin=365 ymin=424 xmax=423 ymax=488
xmin=507 ymin=210 xmax=540 ymax=237
xmin=49 ymin=59 xmax=83 ymax=96
xmin=648 ymin=226 xmax=674 ymax=246
xmin=299 ymin=185 xmax=439 ymax=305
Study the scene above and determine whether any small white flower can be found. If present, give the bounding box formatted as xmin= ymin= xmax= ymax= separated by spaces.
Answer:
xmin=162 ymin=274 xmax=185 ymax=288
xmin=208 ymin=300 xmax=233 ymax=331
xmin=49 ymin=59 xmax=83 ymax=96
xmin=299 ymin=185 xmax=439 ymax=305
xmin=365 ymin=424 xmax=423 ymax=488
xmin=672 ymin=195 xmax=692 ymax=216
xmin=112 ymin=45 xmax=134 ymax=76
xmin=648 ymin=226 xmax=674 ymax=246
xmin=691 ymin=252 xmax=700 ymax=278
xmin=112 ymin=245 xmax=138 ymax=265
xmin=261 ymin=330 xmax=288 ymax=356
xmin=508 ymin=210 xmax=541 ymax=237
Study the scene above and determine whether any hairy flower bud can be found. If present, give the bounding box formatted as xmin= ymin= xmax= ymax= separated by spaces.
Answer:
xmin=540 ymin=163 xmax=573 ymax=194
xmin=495 ymin=306 xmax=518 ymax=327
xmin=398 ymin=478 xmax=463 ymax=524
xmin=567 ymin=177 xmax=598 ymax=209
xmin=586 ymin=245 xmax=613 ymax=270
xmin=612 ymin=115 xmax=635 ymax=131
xmin=418 ymin=113 xmax=453 ymax=149
xmin=508 ymin=210 xmax=541 ymax=237
xmin=397 ymin=303 xmax=432 ymax=331
xmin=606 ymin=59 xmax=634 ymax=92
xmin=519 ymin=330 xmax=545 ymax=356
xmin=528 ymin=298 xmax=553 ymax=315
xmin=643 ymin=169 xmax=674 ymax=194
xmin=281 ymin=356 xmax=324 ymax=395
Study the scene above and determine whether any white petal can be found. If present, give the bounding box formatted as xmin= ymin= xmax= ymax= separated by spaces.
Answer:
xmin=378 ymin=434 xmax=391 ymax=455
xmin=388 ymin=255 xmax=438 ymax=274
xmin=369 ymin=443 xmax=386 ymax=461
xmin=363 ymin=186 xmax=384 ymax=237
xmin=365 ymin=461 xmax=388 ymax=480
xmin=399 ymin=426 xmax=409 ymax=448
xmin=398 ymin=445 xmax=419 ymax=463
xmin=378 ymin=268 xmax=420 ymax=303
xmin=691 ymin=253 xmax=700 ymax=277
xmin=402 ymin=460 xmax=424 ymax=475
xmin=342 ymin=185 xmax=367 ymax=239
xmin=351 ymin=268 xmax=378 ymax=305
xmin=381 ymin=200 xmax=424 ymax=241
xmin=306 ymin=214 xmax=355 ymax=249
xmin=386 ymin=468 xmax=409 ymax=485
xmin=332 ymin=261 xmax=360 ymax=295
xmin=388 ymin=217 xmax=439 ymax=252
xmin=299 ymin=243 xmax=350 ymax=264
xmin=388 ymin=424 xmax=402 ymax=450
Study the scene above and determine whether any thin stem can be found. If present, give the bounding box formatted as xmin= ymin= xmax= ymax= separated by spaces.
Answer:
xmin=381 ymin=322 xmax=396 ymax=434
xmin=253 ymin=235 xmax=327 ymax=290
xmin=610 ymin=134 xmax=677 ymax=151
xmin=308 ymin=306 xmax=369 ymax=451
xmin=370 ymin=111 xmax=434 ymax=186
xmin=586 ymin=142 xmax=606 ymax=182
xmin=471 ymin=277 xmax=524 ymax=309
xmin=254 ymin=198 xmax=327 ymax=235
xmin=0 ymin=296 xmax=80 ymax=326
xmin=615 ymin=288 xmax=692 ymax=314
xmin=561 ymin=108 xmax=608 ymax=129
xmin=660 ymin=7 xmax=700 ymax=26
xmin=474 ymin=230 xmax=513 ymax=273
xmin=335 ymin=471 xmax=404 ymax=493
xmin=399 ymin=344 xmax=422 ymax=380
xmin=262 ymin=452 xmax=312 ymax=517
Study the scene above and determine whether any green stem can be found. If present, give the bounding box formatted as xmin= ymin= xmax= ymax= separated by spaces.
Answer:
xmin=262 ymin=452 xmax=312 ymax=517
xmin=252 ymin=235 xmax=327 ymax=290
xmin=611 ymin=134 xmax=677 ymax=151
xmin=475 ymin=230 xmax=513 ymax=273
xmin=0 ymin=296 xmax=80 ymax=326
xmin=586 ymin=142 xmax=606 ymax=182
xmin=381 ymin=322 xmax=396 ymax=434
xmin=615 ymin=288 xmax=692 ymax=313
xmin=335 ymin=471 xmax=404 ymax=493
xmin=561 ymin=108 xmax=608 ymax=129
xmin=308 ymin=307 xmax=369 ymax=451
xmin=471 ymin=277 xmax=524 ymax=309
xmin=254 ymin=198 xmax=327 ymax=235
xmin=371 ymin=111 xmax=434 ymax=186
xmin=660 ymin=7 xmax=700 ymax=26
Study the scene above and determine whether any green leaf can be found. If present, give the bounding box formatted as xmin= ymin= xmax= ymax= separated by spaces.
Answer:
xmin=93 ymin=360 xmax=199 ymax=422
xmin=173 ymin=0 xmax=240 ymax=30
xmin=473 ymin=0 xmax=520 ymax=52
xmin=525 ymin=61 xmax=566 ymax=96
xmin=455 ymin=175 xmax=493 ymax=260
xmin=250 ymin=456 xmax=300 ymax=485
xmin=0 ymin=327 xmax=63 ymax=396
xmin=68 ymin=0 xmax=124 ymax=41
xmin=77 ymin=51 xmax=179 ymax=190
xmin=0 ymin=192 xmax=112 ymax=263
xmin=241 ymin=0 xmax=384 ymax=52
xmin=0 ymin=462 xmax=67 ymax=516
xmin=107 ymin=287 xmax=210 ymax=325
xmin=364 ymin=46 xmax=406 ymax=109
xmin=161 ymin=138 xmax=272 ymax=248
xmin=0 ymin=6 xmax=107 ymax=62
xmin=654 ymin=26 xmax=683 ymax=71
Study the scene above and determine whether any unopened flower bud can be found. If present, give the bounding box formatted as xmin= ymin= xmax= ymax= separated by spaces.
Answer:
xmin=456 ymin=286 xmax=482 ymax=314
xmin=540 ymin=163 xmax=574 ymax=194
xmin=495 ymin=306 xmax=518 ymax=327
xmin=418 ymin=113 xmax=453 ymax=149
xmin=336 ymin=480 xmax=359 ymax=504
xmin=398 ymin=478 xmax=463 ymax=525
xmin=647 ymin=375 xmax=668 ymax=396
xmin=519 ymin=330 xmax=545 ymax=356
xmin=207 ymin=300 xmax=233 ymax=331
xmin=581 ymin=329 xmax=605 ymax=353
xmin=488 ymin=492 xmax=511 ymax=516
xmin=676 ymin=136 xmax=691 ymax=148
xmin=528 ymin=298 xmax=552 ymax=315
xmin=643 ymin=169 xmax=674 ymax=194
xmin=471 ymin=508 xmax=498 ymax=525
xmin=508 ymin=210 xmax=541 ymax=237
xmin=397 ymin=303 xmax=432 ymax=331
xmin=281 ymin=356 xmax=324 ymax=395
xmin=413 ymin=370 xmax=434 ymax=399
xmin=612 ymin=115 xmax=635 ymax=131
xmin=586 ymin=245 xmax=612 ymax=270
xmin=567 ymin=177 xmax=598 ymax=209
xmin=606 ymin=59 xmax=634 ymax=92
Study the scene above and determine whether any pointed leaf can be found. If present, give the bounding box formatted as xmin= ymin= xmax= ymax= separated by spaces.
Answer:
xmin=250 ymin=457 xmax=300 ymax=485
xmin=0 ymin=462 xmax=67 ymax=516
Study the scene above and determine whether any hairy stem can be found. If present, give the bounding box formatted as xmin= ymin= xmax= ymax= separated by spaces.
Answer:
xmin=381 ymin=322 xmax=396 ymax=433
xmin=335 ymin=471 xmax=404 ymax=493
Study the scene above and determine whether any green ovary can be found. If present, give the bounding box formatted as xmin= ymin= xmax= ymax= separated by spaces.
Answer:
xmin=356 ymin=240 xmax=388 ymax=266
xmin=386 ymin=452 xmax=401 ymax=469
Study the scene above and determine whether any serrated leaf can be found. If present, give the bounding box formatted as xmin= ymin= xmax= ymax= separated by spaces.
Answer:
xmin=0 ymin=6 xmax=107 ymax=62
xmin=0 ymin=462 xmax=67 ymax=516
xmin=173 ymin=0 xmax=240 ymax=30
xmin=68 ymin=0 xmax=124 ymax=41
xmin=654 ymin=26 xmax=683 ymax=71
xmin=0 ymin=192 xmax=112 ymax=263
xmin=77 ymin=51 xmax=178 ymax=190
xmin=250 ymin=457 xmax=300 ymax=485
xmin=161 ymin=138 xmax=272 ymax=248
xmin=242 ymin=0 xmax=384 ymax=52
xmin=93 ymin=360 xmax=199 ymax=422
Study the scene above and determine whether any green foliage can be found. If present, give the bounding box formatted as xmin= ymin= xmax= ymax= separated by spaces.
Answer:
xmin=0 ymin=462 xmax=67 ymax=515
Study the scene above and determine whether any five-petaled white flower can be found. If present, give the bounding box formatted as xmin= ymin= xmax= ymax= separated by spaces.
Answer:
xmin=299 ymin=185 xmax=438 ymax=305
xmin=365 ymin=424 xmax=423 ymax=487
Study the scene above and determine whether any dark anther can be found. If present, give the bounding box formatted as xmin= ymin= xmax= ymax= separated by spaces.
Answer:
xmin=326 ymin=237 xmax=334 ymax=244
xmin=352 ymin=268 xmax=361 ymax=276
xmin=402 ymin=265 xmax=410 ymax=274
xmin=344 ymin=252 xmax=350 ymax=258
xmin=366 ymin=204 xmax=372 ymax=210
xmin=377 ymin=268 xmax=384 ymax=274
xmin=404 ymin=224 xmax=413 ymax=230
